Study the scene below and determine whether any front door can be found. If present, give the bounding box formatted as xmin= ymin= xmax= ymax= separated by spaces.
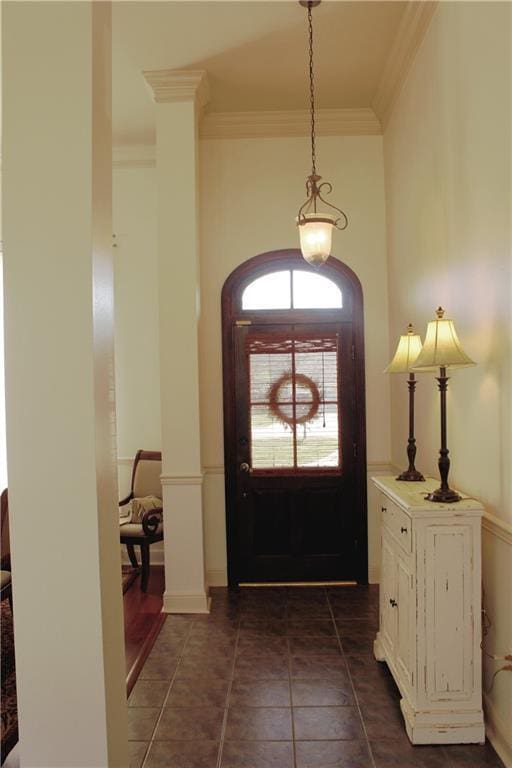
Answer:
xmin=222 ymin=250 xmax=367 ymax=585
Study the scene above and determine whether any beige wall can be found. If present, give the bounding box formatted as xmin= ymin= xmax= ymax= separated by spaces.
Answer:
xmin=113 ymin=166 xmax=161 ymax=496
xmin=199 ymin=135 xmax=391 ymax=582
xmin=383 ymin=2 xmax=511 ymax=761
xmin=113 ymin=135 xmax=392 ymax=579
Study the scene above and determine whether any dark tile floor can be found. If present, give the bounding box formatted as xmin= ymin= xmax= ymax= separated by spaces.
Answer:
xmin=128 ymin=586 xmax=504 ymax=768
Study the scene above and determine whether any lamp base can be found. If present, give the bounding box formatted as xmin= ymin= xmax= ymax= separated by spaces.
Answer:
xmin=396 ymin=469 xmax=425 ymax=482
xmin=424 ymin=487 xmax=462 ymax=504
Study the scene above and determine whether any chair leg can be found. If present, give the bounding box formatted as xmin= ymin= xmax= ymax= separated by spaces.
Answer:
xmin=140 ymin=541 xmax=150 ymax=593
xmin=126 ymin=543 xmax=138 ymax=569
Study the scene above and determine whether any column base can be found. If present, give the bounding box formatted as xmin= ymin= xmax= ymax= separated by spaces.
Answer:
xmin=163 ymin=591 xmax=211 ymax=614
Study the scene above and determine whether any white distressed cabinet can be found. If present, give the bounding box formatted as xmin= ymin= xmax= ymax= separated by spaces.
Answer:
xmin=372 ymin=476 xmax=485 ymax=745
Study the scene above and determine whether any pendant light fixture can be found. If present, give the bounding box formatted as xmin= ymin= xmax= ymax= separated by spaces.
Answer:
xmin=296 ymin=0 xmax=348 ymax=266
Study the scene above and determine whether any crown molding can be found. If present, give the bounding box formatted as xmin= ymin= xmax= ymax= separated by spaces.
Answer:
xmin=200 ymin=108 xmax=381 ymax=140
xmin=143 ymin=68 xmax=210 ymax=109
xmin=112 ymin=145 xmax=156 ymax=169
xmin=373 ymin=1 xmax=438 ymax=129
xmin=111 ymin=108 xmax=381 ymax=167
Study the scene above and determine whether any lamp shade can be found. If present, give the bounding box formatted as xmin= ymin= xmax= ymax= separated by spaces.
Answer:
xmin=412 ymin=307 xmax=476 ymax=370
xmin=297 ymin=213 xmax=336 ymax=265
xmin=385 ymin=324 xmax=423 ymax=373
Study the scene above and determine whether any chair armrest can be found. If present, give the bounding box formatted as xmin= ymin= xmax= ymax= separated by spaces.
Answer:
xmin=119 ymin=493 xmax=133 ymax=507
xmin=142 ymin=507 xmax=163 ymax=536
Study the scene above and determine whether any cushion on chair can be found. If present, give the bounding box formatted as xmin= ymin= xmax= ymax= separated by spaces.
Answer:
xmin=133 ymin=458 xmax=162 ymax=498
xmin=131 ymin=495 xmax=162 ymax=523
xmin=119 ymin=522 xmax=163 ymax=538
xmin=0 ymin=570 xmax=11 ymax=589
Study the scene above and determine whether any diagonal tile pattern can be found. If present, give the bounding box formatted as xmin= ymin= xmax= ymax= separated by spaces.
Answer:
xmin=128 ymin=586 xmax=505 ymax=768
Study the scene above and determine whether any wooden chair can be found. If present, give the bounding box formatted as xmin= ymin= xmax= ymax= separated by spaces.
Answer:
xmin=119 ymin=451 xmax=163 ymax=592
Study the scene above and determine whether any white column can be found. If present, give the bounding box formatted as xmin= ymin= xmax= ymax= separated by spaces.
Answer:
xmin=143 ymin=70 xmax=210 ymax=613
xmin=3 ymin=4 xmax=128 ymax=766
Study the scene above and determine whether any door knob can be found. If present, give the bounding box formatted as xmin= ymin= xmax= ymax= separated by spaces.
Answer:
xmin=240 ymin=462 xmax=250 ymax=473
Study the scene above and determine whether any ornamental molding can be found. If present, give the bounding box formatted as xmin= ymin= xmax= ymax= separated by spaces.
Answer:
xmin=373 ymin=0 xmax=438 ymax=129
xmin=200 ymin=108 xmax=381 ymax=139
xmin=143 ymin=68 xmax=210 ymax=109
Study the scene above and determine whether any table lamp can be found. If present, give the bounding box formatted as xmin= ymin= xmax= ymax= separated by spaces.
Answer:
xmin=385 ymin=324 xmax=425 ymax=481
xmin=412 ymin=307 xmax=476 ymax=502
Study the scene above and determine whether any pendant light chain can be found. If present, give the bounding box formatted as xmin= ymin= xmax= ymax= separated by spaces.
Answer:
xmin=296 ymin=0 xmax=348 ymax=265
xmin=307 ymin=3 xmax=317 ymax=179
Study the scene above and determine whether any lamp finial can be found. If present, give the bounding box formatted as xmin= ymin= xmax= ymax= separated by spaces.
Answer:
xmin=436 ymin=307 xmax=445 ymax=319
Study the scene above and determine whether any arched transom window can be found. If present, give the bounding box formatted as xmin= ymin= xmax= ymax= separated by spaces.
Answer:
xmin=241 ymin=269 xmax=342 ymax=311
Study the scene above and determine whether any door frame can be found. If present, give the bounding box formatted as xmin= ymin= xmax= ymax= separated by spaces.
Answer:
xmin=221 ymin=249 xmax=368 ymax=586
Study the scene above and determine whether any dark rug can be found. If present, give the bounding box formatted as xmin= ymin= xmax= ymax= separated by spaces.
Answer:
xmin=122 ymin=566 xmax=140 ymax=594
xmin=1 ymin=598 xmax=17 ymax=763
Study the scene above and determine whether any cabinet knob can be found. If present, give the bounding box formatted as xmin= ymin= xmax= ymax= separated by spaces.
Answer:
xmin=401 ymin=526 xmax=408 ymax=533
xmin=381 ymin=506 xmax=387 ymax=513
xmin=389 ymin=598 xmax=398 ymax=608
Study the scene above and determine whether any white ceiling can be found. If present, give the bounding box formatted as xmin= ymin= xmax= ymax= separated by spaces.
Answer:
xmin=112 ymin=1 xmax=407 ymax=145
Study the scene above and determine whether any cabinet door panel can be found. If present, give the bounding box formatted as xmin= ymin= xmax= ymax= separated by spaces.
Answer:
xmin=396 ymin=554 xmax=414 ymax=692
xmin=424 ymin=525 xmax=474 ymax=701
xmin=380 ymin=534 xmax=397 ymax=652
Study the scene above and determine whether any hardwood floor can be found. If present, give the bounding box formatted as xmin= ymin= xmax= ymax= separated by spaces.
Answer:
xmin=123 ymin=565 xmax=166 ymax=696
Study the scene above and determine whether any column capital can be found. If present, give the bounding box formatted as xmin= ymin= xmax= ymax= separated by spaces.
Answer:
xmin=143 ymin=68 xmax=210 ymax=109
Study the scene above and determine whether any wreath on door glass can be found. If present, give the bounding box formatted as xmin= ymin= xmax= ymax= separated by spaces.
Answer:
xmin=268 ymin=373 xmax=320 ymax=427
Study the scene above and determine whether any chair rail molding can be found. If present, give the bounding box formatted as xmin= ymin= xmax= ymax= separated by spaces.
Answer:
xmin=373 ymin=0 xmax=438 ymax=128
xmin=160 ymin=474 xmax=204 ymax=486
xmin=482 ymin=510 xmax=512 ymax=546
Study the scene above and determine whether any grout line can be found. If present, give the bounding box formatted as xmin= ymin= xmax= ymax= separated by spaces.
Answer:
xmin=140 ymin=615 xmax=195 ymax=768
xmin=326 ymin=591 xmax=378 ymax=768
xmin=215 ymin=612 xmax=241 ymax=768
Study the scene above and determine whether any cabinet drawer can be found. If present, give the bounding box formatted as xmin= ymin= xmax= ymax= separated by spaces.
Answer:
xmin=381 ymin=496 xmax=412 ymax=553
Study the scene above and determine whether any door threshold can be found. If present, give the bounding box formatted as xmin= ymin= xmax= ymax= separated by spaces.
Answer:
xmin=238 ymin=581 xmax=358 ymax=587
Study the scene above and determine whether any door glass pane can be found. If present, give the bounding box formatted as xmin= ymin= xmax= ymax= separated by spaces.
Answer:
xmin=250 ymin=352 xmax=291 ymax=402
xmin=247 ymin=332 xmax=341 ymax=472
xmin=251 ymin=405 xmax=294 ymax=468
xmin=242 ymin=271 xmax=291 ymax=310
xmin=296 ymin=404 xmax=339 ymax=468
xmin=292 ymin=270 xmax=342 ymax=309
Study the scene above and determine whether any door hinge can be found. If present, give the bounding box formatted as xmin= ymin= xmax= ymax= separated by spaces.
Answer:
xmin=353 ymin=442 xmax=358 ymax=458
xmin=351 ymin=344 xmax=355 ymax=361
xmin=236 ymin=320 xmax=252 ymax=326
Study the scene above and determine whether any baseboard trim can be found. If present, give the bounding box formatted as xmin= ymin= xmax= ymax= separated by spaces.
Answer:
xmin=163 ymin=591 xmax=211 ymax=614
xmin=484 ymin=693 xmax=512 ymax=768
xmin=126 ymin=612 xmax=166 ymax=697
xmin=206 ymin=568 xmax=228 ymax=587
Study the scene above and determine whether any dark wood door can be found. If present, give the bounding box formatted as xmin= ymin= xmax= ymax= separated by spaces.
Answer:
xmin=234 ymin=322 xmax=358 ymax=582
xmin=222 ymin=250 xmax=368 ymax=586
